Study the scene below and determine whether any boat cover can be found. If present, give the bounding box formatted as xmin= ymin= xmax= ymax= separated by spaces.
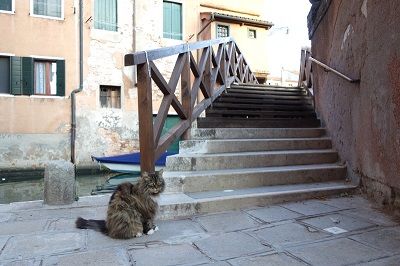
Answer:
xmin=92 ymin=151 xmax=177 ymax=166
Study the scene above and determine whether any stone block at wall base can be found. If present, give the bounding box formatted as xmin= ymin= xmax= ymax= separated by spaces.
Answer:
xmin=44 ymin=161 xmax=76 ymax=205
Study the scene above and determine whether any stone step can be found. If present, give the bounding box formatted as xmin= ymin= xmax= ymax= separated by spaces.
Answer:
xmin=227 ymin=88 xmax=307 ymax=96
xmin=190 ymin=128 xmax=326 ymax=140
xmin=166 ymin=149 xmax=338 ymax=171
xmin=211 ymin=102 xmax=314 ymax=111
xmin=158 ymin=181 xmax=356 ymax=220
xmin=222 ymin=92 xmax=312 ymax=101
xmin=163 ymin=163 xmax=347 ymax=193
xmin=217 ymin=96 xmax=313 ymax=106
xmin=231 ymin=84 xmax=304 ymax=92
xmin=179 ymin=138 xmax=332 ymax=154
xmin=197 ymin=117 xmax=321 ymax=128
xmin=206 ymin=109 xmax=317 ymax=118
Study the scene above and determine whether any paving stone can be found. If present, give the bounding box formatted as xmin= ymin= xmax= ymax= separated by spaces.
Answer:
xmin=229 ymin=253 xmax=308 ymax=266
xmin=0 ymin=220 xmax=47 ymax=236
xmin=301 ymin=213 xmax=375 ymax=233
xmin=0 ymin=236 xmax=9 ymax=250
xmin=0 ymin=259 xmax=40 ymax=266
xmin=42 ymin=248 xmax=131 ymax=266
xmin=0 ymin=213 xmax=13 ymax=223
xmin=280 ymin=200 xmax=339 ymax=215
xmin=350 ymin=227 xmax=400 ymax=254
xmin=0 ymin=232 xmax=84 ymax=260
xmin=196 ymin=262 xmax=230 ymax=266
xmin=194 ymin=231 xmax=270 ymax=260
xmin=250 ymin=222 xmax=330 ymax=246
xmin=287 ymin=238 xmax=385 ymax=266
xmin=195 ymin=211 xmax=260 ymax=232
xmin=321 ymin=196 xmax=373 ymax=209
xmin=86 ymin=218 xmax=207 ymax=250
xmin=357 ymin=255 xmax=400 ymax=266
xmin=46 ymin=218 xmax=81 ymax=232
xmin=15 ymin=208 xmax=73 ymax=221
xmin=342 ymin=207 xmax=398 ymax=226
xmin=246 ymin=206 xmax=303 ymax=223
xmin=128 ymin=244 xmax=210 ymax=266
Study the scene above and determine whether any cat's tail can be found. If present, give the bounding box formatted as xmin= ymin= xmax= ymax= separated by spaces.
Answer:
xmin=75 ymin=217 xmax=108 ymax=234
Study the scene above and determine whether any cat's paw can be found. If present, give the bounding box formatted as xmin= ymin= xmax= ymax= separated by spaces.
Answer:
xmin=135 ymin=232 xmax=143 ymax=238
xmin=153 ymin=225 xmax=159 ymax=232
xmin=146 ymin=229 xmax=155 ymax=235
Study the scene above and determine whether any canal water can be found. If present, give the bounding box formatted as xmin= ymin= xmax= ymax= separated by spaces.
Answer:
xmin=0 ymin=171 xmax=140 ymax=204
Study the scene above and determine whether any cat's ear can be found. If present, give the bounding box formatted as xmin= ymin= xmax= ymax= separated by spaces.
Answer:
xmin=142 ymin=171 xmax=150 ymax=180
xmin=157 ymin=169 xmax=164 ymax=177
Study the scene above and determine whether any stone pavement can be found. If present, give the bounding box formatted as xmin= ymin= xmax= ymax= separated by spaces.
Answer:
xmin=1 ymin=194 xmax=399 ymax=266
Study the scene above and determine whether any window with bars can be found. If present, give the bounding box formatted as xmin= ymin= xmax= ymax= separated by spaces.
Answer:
xmin=100 ymin=85 xmax=121 ymax=108
xmin=33 ymin=0 xmax=62 ymax=18
xmin=248 ymin=29 xmax=257 ymax=39
xmin=0 ymin=0 xmax=12 ymax=12
xmin=163 ymin=1 xmax=182 ymax=40
xmin=94 ymin=0 xmax=118 ymax=31
xmin=216 ymin=24 xmax=229 ymax=38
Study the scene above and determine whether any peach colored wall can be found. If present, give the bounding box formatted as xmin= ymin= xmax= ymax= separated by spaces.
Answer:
xmin=0 ymin=0 xmax=77 ymax=134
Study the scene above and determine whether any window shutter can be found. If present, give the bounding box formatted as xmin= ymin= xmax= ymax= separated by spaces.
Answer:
xmin=171 ymin=3 xmax=182 ymax=40
xmin=56 ymin=60 xmax=65 ymax=96
xmin=22 ymin=57 xmax=34 ymax=95
xmin=10 ymin=56 xmax=22 ymax=95
xmin=163 ymin=2 xmax=172 ymax=39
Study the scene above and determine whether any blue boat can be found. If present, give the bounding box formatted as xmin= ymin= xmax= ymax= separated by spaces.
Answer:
xmin=92 ymin=151 xmax=177 ymax=173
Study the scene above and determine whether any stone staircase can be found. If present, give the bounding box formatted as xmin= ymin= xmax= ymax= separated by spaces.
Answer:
xmin=157 ymin=84 xmax=356 ymax=219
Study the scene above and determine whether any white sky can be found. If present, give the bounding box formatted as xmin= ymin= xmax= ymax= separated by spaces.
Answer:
xmin=262 ymin=0 xmax=311 ymax=77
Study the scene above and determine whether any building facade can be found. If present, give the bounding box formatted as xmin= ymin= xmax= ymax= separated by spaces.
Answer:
xmin=0 ymin=0 xmax=272 ymax=172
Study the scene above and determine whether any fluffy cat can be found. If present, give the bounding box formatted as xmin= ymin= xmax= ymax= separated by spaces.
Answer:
xmin=76 ymin=170 xmax=165 ymax=239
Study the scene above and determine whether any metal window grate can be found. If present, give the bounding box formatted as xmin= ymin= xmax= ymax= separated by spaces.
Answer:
xmin=217 ymin=25 xmax=229 ymax=38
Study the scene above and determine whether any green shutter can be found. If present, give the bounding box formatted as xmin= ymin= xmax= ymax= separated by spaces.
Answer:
xmin=56 ymin=60 xmax=65 ymax=96
xmin=171 ymin=3 xmax=182 ymax=40
xmin=22 ymin=57 xmax=33 ymax=95
xmin=163 ymin=2 xmax=172 ymax=38
xmin=10 ymin=56 xmax=22 ymax=95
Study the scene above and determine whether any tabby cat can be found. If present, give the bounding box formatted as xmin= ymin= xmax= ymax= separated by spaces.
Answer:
xmin=76 ymin=170 xmax=165 ymax=239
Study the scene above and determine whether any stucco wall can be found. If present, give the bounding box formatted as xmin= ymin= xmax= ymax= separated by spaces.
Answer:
xmin=311 ymin=0 xmax=400 ymax=206
xmin=0 ymin=0 xmax=76 ymax=169
xmin=74 ymin=0 xmax=138 ymax=165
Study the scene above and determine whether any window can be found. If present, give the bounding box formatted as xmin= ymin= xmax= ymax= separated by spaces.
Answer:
xmin=0 ymin=56 xmax=10 ymax=93
xmin=94 ymin=0 xmax=117 ymax=31
xmin=100 ymin=85 xmax=121 ymax=108
xmin=216 ymin=24 xmax=229 ymax=38
xmin=248 ymin=29 xmax=257 ymax=39
xmin=32 ymin=0 xmax=63 ymax=18
xmin=3 ymin=57 xmax=65 ymax=96
xmin=0 ymin=0 xmax=13 ymax=12
xmin=163 ymin=1 xmax=182 ymax=40
xmin=34 ymin=61 xmax=57 ymax=95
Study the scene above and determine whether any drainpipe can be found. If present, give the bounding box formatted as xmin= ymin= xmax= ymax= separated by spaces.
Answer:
xmin=70 ymin=0 xmax=83 ymax=164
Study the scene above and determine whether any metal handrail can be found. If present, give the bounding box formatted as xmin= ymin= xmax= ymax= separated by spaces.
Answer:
xmin=309 ymin=57 xmax=360 ymax=83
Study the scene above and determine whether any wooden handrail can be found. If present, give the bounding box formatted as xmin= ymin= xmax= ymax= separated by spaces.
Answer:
xmin=124 ymin=38 xmax=258 ymax=173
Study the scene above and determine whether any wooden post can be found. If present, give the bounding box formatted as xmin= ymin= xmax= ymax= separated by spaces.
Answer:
xmin=137 ymin=63 xmax=155 ymax=173
xmin=181 ymin=52 xmax=191 ymax=139
xmin=204 ymin=46 xmax=212 ymax=98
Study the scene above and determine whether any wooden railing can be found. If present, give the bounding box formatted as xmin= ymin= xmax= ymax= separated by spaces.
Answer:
xmin=124 ymin=37 xmax=258 ymax=173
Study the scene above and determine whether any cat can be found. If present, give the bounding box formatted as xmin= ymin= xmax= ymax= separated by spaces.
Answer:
xmin=75 ymin=170 xmax=165 ymax=239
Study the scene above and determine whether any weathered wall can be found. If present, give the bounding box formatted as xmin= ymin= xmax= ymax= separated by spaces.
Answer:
xmin=0 ymin=0 xmax=77 ymax=169
xmin=74 ymin=0 xmax=138 ymax=165
xmin=311 ymin=0 xmax=400 ymax=206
